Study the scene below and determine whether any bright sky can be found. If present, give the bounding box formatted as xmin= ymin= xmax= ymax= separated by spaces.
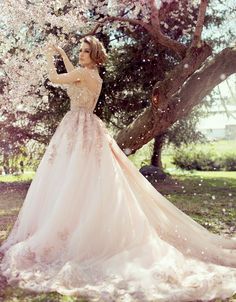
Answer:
xmin=218 ymin=75 xmax=236 ymax=98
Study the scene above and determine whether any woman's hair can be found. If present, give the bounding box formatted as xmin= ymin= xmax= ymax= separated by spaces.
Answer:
xmin=80 ymin=35 xmax=108 ymax=67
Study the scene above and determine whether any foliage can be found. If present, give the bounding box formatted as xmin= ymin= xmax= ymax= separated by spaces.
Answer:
xmin=164 ymin=107 xmax=207 ymax=148
xmin=224 ymin=154 xmax=236 ymax=171
xmin=172 ymin=147 xmax=236 ymax=171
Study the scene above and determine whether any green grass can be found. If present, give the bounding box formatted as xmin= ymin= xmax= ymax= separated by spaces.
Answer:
xmin=0 ymin=171 xmax=35 ymax=183
xmin=202 ymin=139 xmax=236 ymax=153
xmin=164 ymin=139 xmax=236 ymax=155
xmin=2 ymin=290 xmax=87 ymax=302
xmin=162 ymin=171 xmax=236 ymax=235
xmin=179 ymin=170 xmax=236 ymax=179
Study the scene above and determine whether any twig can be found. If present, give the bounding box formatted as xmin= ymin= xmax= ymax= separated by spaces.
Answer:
xmin=191 ymin=0 xmax=208 ymax=47
xmin=80 ymin=7 xmax=187 ymax=58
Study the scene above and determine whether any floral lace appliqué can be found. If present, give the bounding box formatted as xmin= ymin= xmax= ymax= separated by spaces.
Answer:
xmin=24 ymin=246 xmax=36 ymax=262
xmin=48 ymin=143 xmax=57 ymax=165
xmin=57 ymin=229 xmax=69 ymax=241
xmin=66 ymin=114 xmax=80 ymax=155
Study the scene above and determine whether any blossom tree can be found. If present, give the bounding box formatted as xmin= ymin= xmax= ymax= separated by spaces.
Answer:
xmin=0 ymin=0 xmax=235 ymax=155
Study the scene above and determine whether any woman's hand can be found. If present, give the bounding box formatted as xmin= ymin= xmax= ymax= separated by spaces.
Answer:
xmin=43 ymin=43 xmax=66 ymax=58
xmin=43 ymin=43 xmax=55 ymax=57
xmin=52 ymin=45 xmax=66 ymax=57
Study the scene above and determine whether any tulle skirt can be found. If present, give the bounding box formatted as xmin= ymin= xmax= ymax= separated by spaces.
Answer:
xmin=0 ymin=108 xmax=236 ymax=301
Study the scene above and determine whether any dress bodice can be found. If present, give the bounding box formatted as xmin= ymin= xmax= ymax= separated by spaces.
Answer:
xmin=65 ymin=72 xmax=103 ymax=113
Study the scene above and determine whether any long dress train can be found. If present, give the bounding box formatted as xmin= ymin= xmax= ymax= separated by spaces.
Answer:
xmin=0 ymin=68 xmax=236 ymax=302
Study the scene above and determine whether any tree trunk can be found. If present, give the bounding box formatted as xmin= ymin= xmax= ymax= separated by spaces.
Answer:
xmin=3 ymin=153 xmax=10 ymax=175
xmin=151 ymin=133 xmax=166 ymax=170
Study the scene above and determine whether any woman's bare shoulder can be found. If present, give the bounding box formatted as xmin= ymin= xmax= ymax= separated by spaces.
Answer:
xmin=77 ymin=67 xmax=103 ymax=83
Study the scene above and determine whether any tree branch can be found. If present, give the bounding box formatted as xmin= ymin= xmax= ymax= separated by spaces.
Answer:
xmin=172 ymin=47 xmax=236 ymax=119
xmin=148 ymin=0 xmax=187 ymax=58
xmin=79 ymin=15 xmax=151 ymax=38
xmin=191 ymin=0 xmax=208 ymax=47
xmin=82 ymin=12 xmax=187 ymax=59
xmin=151 ymin=42 xmax=212 ymax=113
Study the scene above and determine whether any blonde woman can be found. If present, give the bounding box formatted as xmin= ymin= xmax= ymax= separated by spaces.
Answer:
xmin=0 ymin=35 xmax=236 ymax=301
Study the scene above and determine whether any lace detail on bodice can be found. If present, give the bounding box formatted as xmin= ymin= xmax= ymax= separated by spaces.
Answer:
xmin=66 ymin=80 xmax=102 ymax=113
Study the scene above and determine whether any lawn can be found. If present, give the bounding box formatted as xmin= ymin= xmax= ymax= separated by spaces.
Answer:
xmin=161 ymin=171 xmax=236 ymax=235
xmin=0 ymin=170 xmax=235 ymax=301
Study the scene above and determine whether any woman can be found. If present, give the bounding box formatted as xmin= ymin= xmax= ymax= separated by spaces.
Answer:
xmin=0 ymin=36 xmax=236 ymax=301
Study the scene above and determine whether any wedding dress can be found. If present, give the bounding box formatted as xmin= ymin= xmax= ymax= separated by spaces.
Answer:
xmin=0 ymin=67 xmax=236 ymax=302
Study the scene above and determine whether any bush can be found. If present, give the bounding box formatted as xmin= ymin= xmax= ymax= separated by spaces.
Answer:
xmin=223 ymin=154 xmax=236 ymax=171
xmin=172 ymin=148 xmax=236 ymax=171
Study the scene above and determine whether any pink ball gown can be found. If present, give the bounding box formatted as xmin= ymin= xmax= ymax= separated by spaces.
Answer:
xmin=0 ymin=68 xmax=236 ymax=301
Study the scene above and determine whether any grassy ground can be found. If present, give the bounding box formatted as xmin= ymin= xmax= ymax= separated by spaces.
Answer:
xmin=0 ymin=171 xmax=235 ymax=301
xmin=160 ymin=171 xmax=236 ymax=235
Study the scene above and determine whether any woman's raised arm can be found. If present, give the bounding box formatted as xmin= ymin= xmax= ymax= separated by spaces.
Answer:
xmin=53 ymin=45 xmax=75 ymax=72
xmin=44 ymin=45 xmax=86 ymax=84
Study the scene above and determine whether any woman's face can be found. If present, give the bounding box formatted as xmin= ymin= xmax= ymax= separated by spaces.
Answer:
xmin=78 ymin=42 xmax=96 ymax=68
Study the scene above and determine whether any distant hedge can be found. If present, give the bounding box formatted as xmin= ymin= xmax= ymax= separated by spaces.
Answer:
xmin=172 ymin=149 xmax=236 ymax=171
